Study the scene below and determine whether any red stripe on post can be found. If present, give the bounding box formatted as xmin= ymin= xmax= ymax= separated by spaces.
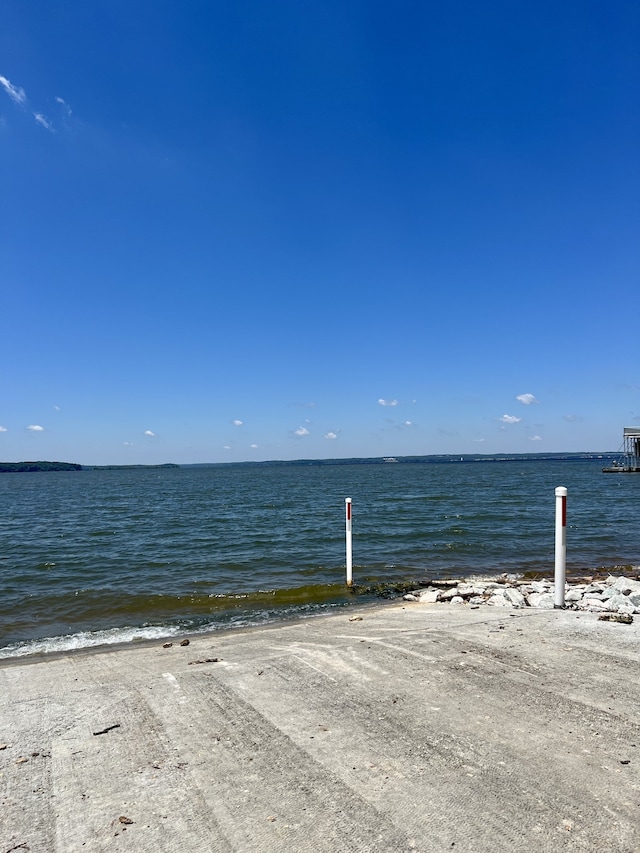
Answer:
xmin=347 ymin=502 xmax=351 ymax=521
xmin=562 ymin=495 xmax=567 ymax=527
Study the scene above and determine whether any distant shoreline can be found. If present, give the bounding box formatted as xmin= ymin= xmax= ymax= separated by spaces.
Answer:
xmin=181 ymin=451 xmax=617 ymax=468
xmin=0 ymin=452 xmax=618 ymax=473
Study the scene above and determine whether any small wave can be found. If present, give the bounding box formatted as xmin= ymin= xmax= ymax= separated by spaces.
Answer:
xmin=0 ymin=624 xmax=182 ymax=660
xmin=0 ymin=599 xmax=352 ymax=660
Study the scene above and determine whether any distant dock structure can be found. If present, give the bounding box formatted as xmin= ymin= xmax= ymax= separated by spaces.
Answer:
xmin=602 ymin=427 xmax=640 ymax=472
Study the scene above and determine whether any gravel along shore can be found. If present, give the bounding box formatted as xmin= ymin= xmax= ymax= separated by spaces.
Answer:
xmin=403 ymin=572 xmax=640 ymax=622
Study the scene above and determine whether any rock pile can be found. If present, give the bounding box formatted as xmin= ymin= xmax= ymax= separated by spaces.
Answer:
xmin=403 ymin=573 xmax=640 ymax=619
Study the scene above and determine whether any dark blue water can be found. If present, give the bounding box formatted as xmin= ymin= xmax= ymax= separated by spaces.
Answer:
xmin=0 ymin=459 xmax=638 ymax=656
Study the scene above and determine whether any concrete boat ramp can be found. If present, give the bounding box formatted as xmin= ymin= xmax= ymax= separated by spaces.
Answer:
xmin=1 ymin=602 xmax=639 ymax=852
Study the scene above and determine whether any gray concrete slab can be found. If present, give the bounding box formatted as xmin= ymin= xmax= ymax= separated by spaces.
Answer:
xmin=1 ymin=602 xmax=640 ymax=852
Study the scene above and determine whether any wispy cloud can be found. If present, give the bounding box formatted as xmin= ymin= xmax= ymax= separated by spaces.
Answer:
xmin=324 ymin=431 xmax=337 ymax=440
xmin=293 ymin=426 xmax=310 ymax=437
xmin=528 ymin=435 xmax=542 ymax=441
xmin=34 ymin=112 xmax=53 ymax=131
xmin=563 ymin=414 xmax=584 ymax=423
xmin=233 ymin=420 xmax=243 ymax=426
xmin=516 ymin=393 xmax=539 ymax=405
xmin=250 ymin=443 xmax=258 ymax=449
xmin=378 ymin=398 xmax=398 ymax=407
xmin=0 ymin=426 xmax=7 ymax=432
xmin=0 ymin=75 xmax=26 ymax=105
xmin=27 ymin=424 xmax=45 ymax=431
xmin=390 ymin=420 xmax=415 ymax=432
xmin=55 ymin=96 xmax=72 ymax=116
xmin=144 ymin=429 xmax=156 ymax=437
xmin=1 ymin=74 xmax=66 ymax=131
xmin=499 ymin=414 xmax=521 ymax=424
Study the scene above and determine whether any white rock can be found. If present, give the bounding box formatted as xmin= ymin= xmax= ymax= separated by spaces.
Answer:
xmin=403 ymin=593 xmax=419 ymax=601
xmin=527 ymin=592 xmax=555 ymax=609
xmin=600 ymin=588 xmax=618 ymax=600
xmin=469 ymin=596 xmax=485 ymax=605
xmin=583 ymin=583 xmax=606 ymax=595
xmin=503 ymin=587 xmax=526 ymax=608
xmin=457 ymin=583 xmax=484 ymax=597
xmin=487 ymin=593 xmax=510 ymax=607
xmin=439 ymin=588 xmax=461 ymax=601
xmin=612 ymin=577 xmax=640 ymax=595
xmin=605 ymin=594 xmax=635 ymax=614
xmin=628 ymin=591 xmax=640 ymax=608
xmin=418 ymin=589 xmax=440 ymax=603
xmin=565 ymin=589 xmax=584 ymax=602
xmin=577 ymin=597 xmax=608 ymax=611
xmin=450 ymin=595 xmax=464 ymax=605
xmin=530 ymin=581 xmax=552 ymax=594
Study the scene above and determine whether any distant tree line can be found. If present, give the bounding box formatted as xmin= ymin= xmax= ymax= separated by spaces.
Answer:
xmin=84 ymin=463 xmax=180 ymax=470
xmin=0 ymin=461 xmax=82 ymax=473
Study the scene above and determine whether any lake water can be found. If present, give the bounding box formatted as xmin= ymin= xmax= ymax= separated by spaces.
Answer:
xmin=1 ymin=459 xmax=638 ymax=657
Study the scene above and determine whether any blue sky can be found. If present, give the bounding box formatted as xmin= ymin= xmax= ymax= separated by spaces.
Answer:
xmin=1 ymin=1 xmax=638 ymax=464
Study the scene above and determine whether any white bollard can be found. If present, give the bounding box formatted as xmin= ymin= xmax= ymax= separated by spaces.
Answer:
xmin=345 ymin=497 xmax=353 ymax=586
xmin=554 ymin=486 xmax=567 ymax=608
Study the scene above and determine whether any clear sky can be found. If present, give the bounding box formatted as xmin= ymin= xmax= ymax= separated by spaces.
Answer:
xmin=1 ymin=1 xmax=638 ymax=465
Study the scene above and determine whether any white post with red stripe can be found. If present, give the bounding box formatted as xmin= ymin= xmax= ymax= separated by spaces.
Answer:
xmin=345 ymin=497 xmax=353 ymax=586
xmin=554 ymin=486 xmax=567 ymax=608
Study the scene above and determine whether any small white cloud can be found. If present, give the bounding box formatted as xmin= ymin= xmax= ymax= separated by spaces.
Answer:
xmin=378 ymin=399 xmax=398 ymax=407
xmin=34 ymin=112 xmax=53 ymax=130
xmin=499 ymin=414 xmax=521 ymax=424
xmin=250 ymin=443 xmax=258 ymax=449
xmin=516 ymin=393 xmax=539 ymax=405
xmin=233 ymin=420 xmax=243 ymax=426
xmin=564 ymin=414 xmax=584 ymax=423
xmin=294 ymin=427 xmax=310 ymax=437
xmin=223 ymin=445 xmax=231 ymax=450
xmin=324 ymin=432 xmax=337 ymax=440
xmin=123 ymin=441 xmax=134 ymax=446
xmin=0 ymin=75 xmax=26 ymax=105
xmin=27 ymin=424 xmax=45 ymax=431
xmin=53 ymin=405 xmax=61 ymax=411
xmin=473 ymin=437 xmax=486 ymax=442
xmin=144 ymin=429 xmax=156 ymax=437
xmin=0 ymin=425 xmax=7 ymax=432
xmin=528 ymin=435 xmax=542 ymax=441
xmin=55 ymin=96 xmax=72 ymax=115
xmin=404 ymin=420 xmax=412 ymax=427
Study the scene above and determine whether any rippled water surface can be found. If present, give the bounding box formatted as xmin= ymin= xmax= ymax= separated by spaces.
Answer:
xmin=1 ymin=460 xmax=638 ymax=655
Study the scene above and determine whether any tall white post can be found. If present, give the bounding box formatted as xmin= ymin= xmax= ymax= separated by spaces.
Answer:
xmin=345 ymin=497 xmax=353 ymax=586
xmin=554 ymin=486 xmax=567 ymax=608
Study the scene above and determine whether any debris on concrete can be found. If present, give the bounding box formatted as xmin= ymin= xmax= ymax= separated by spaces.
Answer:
xmin=598 ymin=612 xmax=634 ymax=625
xmin=92 ymin=723 xmax=121 ymax=736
